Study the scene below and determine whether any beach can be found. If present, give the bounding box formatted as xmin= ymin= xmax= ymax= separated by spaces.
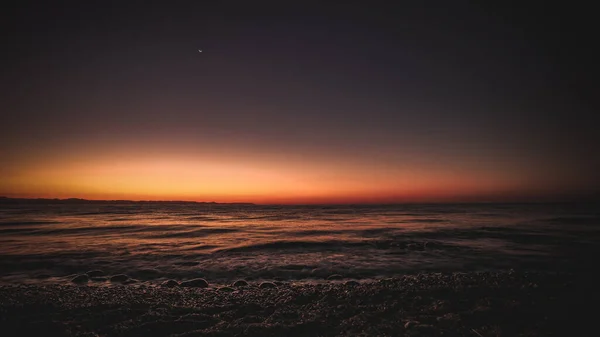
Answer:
xmin=3 ymin=0 xmax=598 ymax=335
xmin=1 ymin=271 xmax=596 ymax=336
xmin=1 ymin=202 xmax=599 ymax=336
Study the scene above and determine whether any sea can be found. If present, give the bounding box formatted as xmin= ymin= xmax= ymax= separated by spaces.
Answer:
xmin=1 ymin=202 xmax=598 ymax=285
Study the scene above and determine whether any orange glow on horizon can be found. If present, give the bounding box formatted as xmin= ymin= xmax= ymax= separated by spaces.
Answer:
xmin=0 ymin=148 xmax=550 ymax=204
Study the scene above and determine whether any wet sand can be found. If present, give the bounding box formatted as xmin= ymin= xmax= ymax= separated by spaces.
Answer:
xmin=1 ymin=271 xmax=596 ymax=336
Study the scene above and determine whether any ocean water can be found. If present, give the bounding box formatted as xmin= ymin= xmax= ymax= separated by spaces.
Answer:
xmin=0 ymin=203 xmax=598 ymax=285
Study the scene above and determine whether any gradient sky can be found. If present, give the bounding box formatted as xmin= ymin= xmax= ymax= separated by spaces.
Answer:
xmin=2 ymin=1 xmax=598 ymax=203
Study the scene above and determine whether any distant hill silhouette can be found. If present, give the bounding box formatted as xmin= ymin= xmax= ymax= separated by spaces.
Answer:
xmin=0 ymin=196 xmax=254 ymax=206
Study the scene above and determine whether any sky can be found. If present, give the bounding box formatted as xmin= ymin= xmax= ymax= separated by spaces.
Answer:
xmin=2 ymin=1 xmax=598 ymax=203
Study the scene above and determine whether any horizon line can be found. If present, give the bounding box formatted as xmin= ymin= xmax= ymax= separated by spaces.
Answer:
xmin=1 ymin=195 xmax=598 ymax=206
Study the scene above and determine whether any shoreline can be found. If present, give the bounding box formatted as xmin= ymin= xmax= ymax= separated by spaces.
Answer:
xmin=1 ymin=270 xmax=596 ymax=336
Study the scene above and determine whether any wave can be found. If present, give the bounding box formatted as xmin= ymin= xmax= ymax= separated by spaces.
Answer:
xmin=214 ymin=240 xmax=369 ymax=253
xmin=0 ymin=221 xmax=59 ymax=227
xmin=141 ymin=227 xmax=241 ymax=239
xmin=1 ymin=203 xmax=599 ymax=285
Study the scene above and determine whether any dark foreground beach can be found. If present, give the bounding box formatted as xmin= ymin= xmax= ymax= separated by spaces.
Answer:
xmin=1 ymin=271 xmax=596 ymax=337
xmin=2 ymin=202 xmax=598 ymax=336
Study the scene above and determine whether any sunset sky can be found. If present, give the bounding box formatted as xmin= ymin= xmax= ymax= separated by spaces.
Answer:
xmin=2 ymin=1 xmax=598 ymax=203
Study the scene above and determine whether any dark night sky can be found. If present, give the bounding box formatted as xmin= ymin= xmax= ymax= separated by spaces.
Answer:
xmin=2 ymin=1 xmax=598 ymax=203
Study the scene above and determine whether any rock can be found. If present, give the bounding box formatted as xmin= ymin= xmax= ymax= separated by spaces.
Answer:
xmin=161 ymin=279 xmax=179 ymax=288
xmin=259 ymin=281 xmax=277 ymax=289
xmin=109 ymin=274 xmax=129 ymax=283
xmin=180 ymin=278 xmax=209 ymax=288
xmin=86 ymin=270 xmax=104 ymax=277
xmin=218 ymin=286 xmax=235 ymax=292
xmin=71 ymin=274 xmax=89 ymax=283
xmin=327 ymin=274 xmax=343 ymax=280
xmin=90 ymin=277 xmax=108 ymax=282
xmin=232 ymin=280 xmax=249 ymax=287
xmin=344 ymin=280 xmax=360 ymax=286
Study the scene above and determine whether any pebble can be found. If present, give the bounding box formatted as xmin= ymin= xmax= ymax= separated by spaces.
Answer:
xmin=180 ymin=278 xmax=209 ymax=288
xmin=232 ymin=280 xmax=249 ymax=287
xmin=161 ymin=279 xmax=180 ymax=288
xmin=259 ymin=281 xmax=277 ymax=289
xmin=109 ymin=274 xmax=129 ymax=283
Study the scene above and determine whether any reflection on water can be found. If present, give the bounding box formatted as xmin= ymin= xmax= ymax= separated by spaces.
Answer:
xmin=0 ymin=203 xmax=598 ymax=284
